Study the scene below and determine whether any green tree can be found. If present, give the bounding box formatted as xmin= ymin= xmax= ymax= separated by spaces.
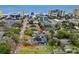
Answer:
xmin=12 ymin=34 xmax=19 ymax=44
xmin=24 ymin=28 xmax=32 ymax=36
xmin=62 ymin=21 xmax=75 ymax=29
xmin=0 ymin=21 xmax=5 ymax=27
xmin=12 ymin=22 xmax=22 ymax=28
xmin=29 ymin=20 xmax=33 ymax=24
xmin=49 ymin=29 xmax=54 ymax=37
xmin=56 ymin=28 xmax=71 ymax=39
xmin=0 ymin=43 xmax=11 ymax=54
xmin=48 ymin=39 xmax=56 ymax=46
xmin=55 ymin=23 xmax=61 ymax=30
xmin=11 ymin=28 xmax=20 ymax=34
xmin=70 ymin=35 xmax=79 ymax=47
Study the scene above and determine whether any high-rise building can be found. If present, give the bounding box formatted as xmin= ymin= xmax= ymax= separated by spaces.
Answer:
xmin=31 ymin=12 xmax=34 ymax=15
xmin=19 ymin=11 xmax=25 ymax=17
xmin=0 ymin=10 xmax=3 ymax=16
xmin=39 ymin=15 xmax=48 ymax=22
xmin=73 ymin=8 xmax=79 ymax=17
xmin=48 ymin=9 xmax=65 ymax=17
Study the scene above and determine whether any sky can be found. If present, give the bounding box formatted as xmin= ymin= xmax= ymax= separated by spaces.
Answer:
xmin=0 ymin=5 xmax=79 ymax=14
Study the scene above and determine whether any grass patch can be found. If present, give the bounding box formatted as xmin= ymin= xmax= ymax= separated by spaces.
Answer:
xmin=18 ymin=45 xmax=53 ymax=54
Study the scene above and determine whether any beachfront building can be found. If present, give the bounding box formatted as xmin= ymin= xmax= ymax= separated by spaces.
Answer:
xmin=73 ymin=8 xmax=79 ymax=18
xmin=48 ymin=9 xmax=65 ymax=18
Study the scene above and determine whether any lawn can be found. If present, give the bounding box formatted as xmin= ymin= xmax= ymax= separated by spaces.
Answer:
xmin=18 ymin=45 xmax=53 ymax=54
